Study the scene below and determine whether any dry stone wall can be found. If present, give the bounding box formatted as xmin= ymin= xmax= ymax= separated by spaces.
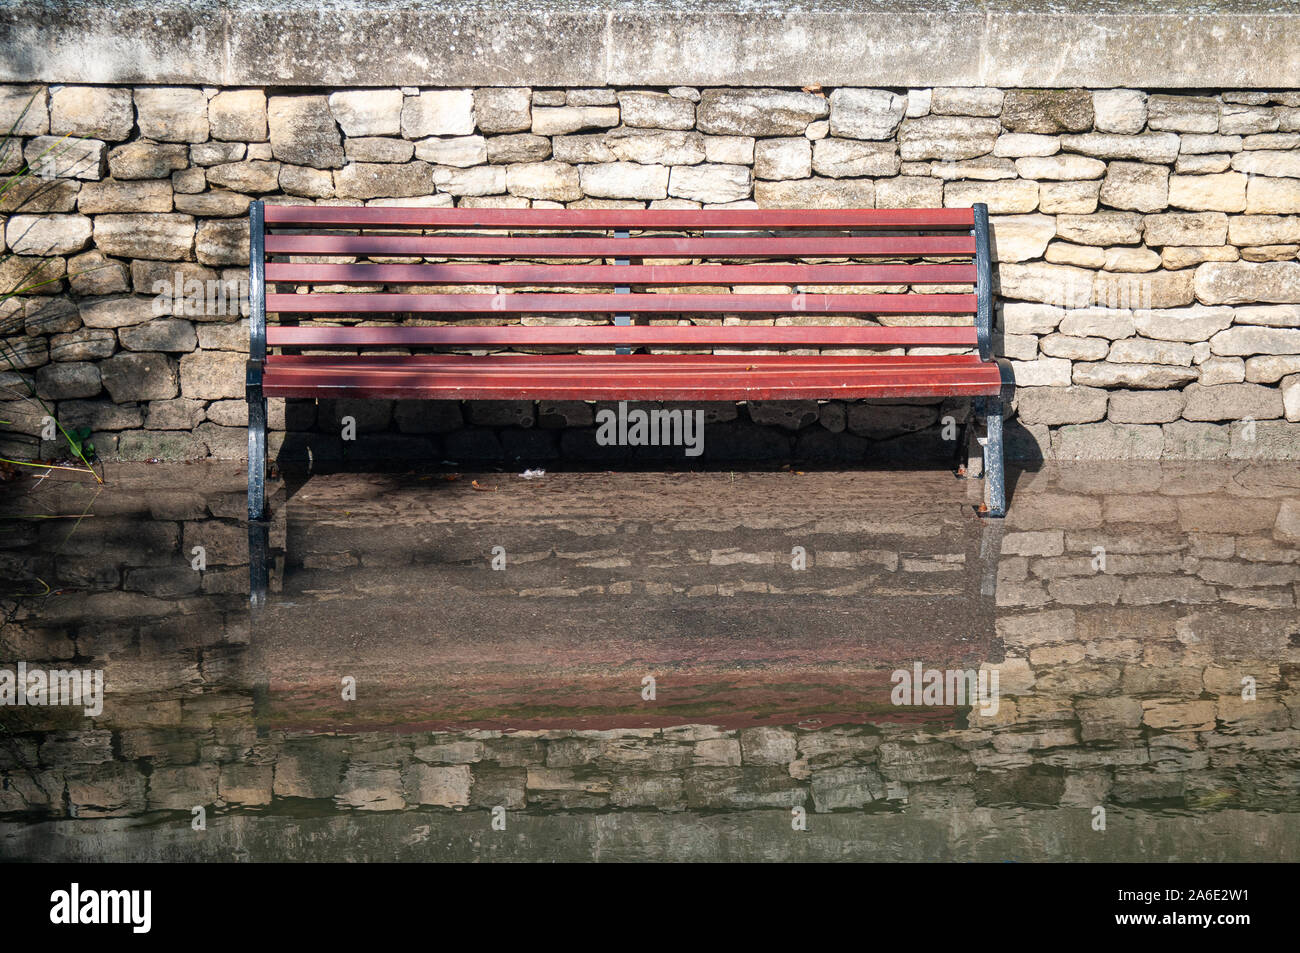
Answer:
xmin=2 ymin=83 xmax=1300 ymax=464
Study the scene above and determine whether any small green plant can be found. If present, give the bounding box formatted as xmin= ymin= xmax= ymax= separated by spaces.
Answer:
xmin=64 ymin=425 xmax=95 ymax=462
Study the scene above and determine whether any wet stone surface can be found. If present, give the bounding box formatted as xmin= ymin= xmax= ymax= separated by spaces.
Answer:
xmin=0 ymin=461 xmax=1298 ymax=861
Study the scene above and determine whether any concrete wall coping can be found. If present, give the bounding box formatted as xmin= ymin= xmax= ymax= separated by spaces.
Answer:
xmin=3 ymin=0 xmax=1299 ymax=89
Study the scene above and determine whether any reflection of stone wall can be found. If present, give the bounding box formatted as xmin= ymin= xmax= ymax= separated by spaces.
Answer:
xmin=3 ymin=84 xmax=1300 ymax=464
xmin=4 ymin=613 xmax=1299 ymax=820
xmin=998 ymin=469 xmax=1300 ymax=611
xmin=2 ymin=484 xmax=266 ymax=614
xmin=3 ymin=648 xmax=1298 ymax=854
xmin=2 ymin=467 xmax=1297 ymax=862
xmin=5 ymin=807 xmax=1298 ymax=863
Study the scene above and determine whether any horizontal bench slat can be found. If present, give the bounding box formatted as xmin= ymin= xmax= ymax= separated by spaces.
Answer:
xmin=263 ymin=234 xmax=977 ymax=258
xmin=267 ymin=291 xmax=976 ymax=315
xmin=266 ymin=365 xmax=993 ymax=383
xmin=262 ymin=354 xmax=1003 ymax=400
xmin=264 ymin=262 xmax=977 ymax=285
xmin=275 ymin=352 xmax=988 ymax=366
xmin=266 ymin=325 xmax=979 ymax=348
xmin=263 ymin=206 xmax=977 ymax=230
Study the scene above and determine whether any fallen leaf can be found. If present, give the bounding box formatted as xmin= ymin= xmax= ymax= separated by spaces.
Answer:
xmin=471 ymin=480 xmax=497 ymax=492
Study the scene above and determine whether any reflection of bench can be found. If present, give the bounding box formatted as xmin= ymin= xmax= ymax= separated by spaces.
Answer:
xmin=245 ymin=202 xmax=1011 ymax=530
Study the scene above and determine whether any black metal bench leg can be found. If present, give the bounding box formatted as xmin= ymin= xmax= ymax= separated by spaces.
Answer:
xmin=247 ymin=372 xmax=267 ymax=522
xmin=247 ymin=364 xmax=269 ymax=605
xmin=247 ymin=200 xmax=267 ymax=531
xmin=981 ymin=398 xmax=1006 ymax=518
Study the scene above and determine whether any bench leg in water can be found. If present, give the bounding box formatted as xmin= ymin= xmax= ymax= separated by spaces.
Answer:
xmin=248 ymin=519 xmax=269 ymax=607
xmin=246 ymin=356 xmax=269 ymax=606
xmin=980 ymin=398 xmax=1006 ymax=519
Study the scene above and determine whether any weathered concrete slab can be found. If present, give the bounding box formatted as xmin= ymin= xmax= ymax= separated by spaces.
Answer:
xmin=2 ymin=1 xmax=1298 ymax=89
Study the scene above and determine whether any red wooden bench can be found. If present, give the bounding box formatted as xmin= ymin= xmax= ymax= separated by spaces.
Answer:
xmin=245 ymin=202 xmax=1010 ymax=534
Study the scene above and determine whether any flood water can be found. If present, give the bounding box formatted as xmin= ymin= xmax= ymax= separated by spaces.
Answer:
xmin=2 ymin=462 xmax=1298 ymax=861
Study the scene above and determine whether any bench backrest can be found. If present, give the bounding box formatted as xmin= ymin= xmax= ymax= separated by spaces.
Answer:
xmin=249 ymin=203 xmax=993 ymax=364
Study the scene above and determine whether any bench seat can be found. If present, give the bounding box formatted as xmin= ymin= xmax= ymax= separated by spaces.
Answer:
xmin=262 ymin=353 xmax=1005 ymax=402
